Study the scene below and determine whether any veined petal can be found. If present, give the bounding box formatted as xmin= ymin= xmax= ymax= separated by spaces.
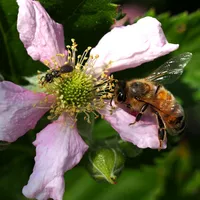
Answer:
xmin=99 ymin=104 xmax=166 ymax=149
xmin=23 ymin=114 xmax=88 ymax=200
xmin=0 ymin=81 xmax=54 ymax=142
xmin=17 ymin=0 xmax=67 ymax=67
xmin=90 ymin=16 xmax=179 ymax=77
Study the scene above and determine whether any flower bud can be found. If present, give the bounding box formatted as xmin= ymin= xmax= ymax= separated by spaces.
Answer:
xmin=87 ymin=148 xmax=125 ymax=184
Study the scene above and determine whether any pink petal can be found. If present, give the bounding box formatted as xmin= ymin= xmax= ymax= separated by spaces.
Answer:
xmin=17 ymin=0 xmax=67 ymax=67
xmin=23 ymin=114 xmax=88 ymax=200
xmin=0 ymin=81 xmax=54 ymax=142
xmin=111 ymin=4 xmax=146 ymax=28
xmin=90 ymin=17 xmax=179 ymax=77
xmin=99 ymin=104 xmax=166 ymax=149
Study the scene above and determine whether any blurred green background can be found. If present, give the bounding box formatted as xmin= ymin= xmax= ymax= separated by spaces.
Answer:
xmin=0 ymin=0 xmax=200 ymax=199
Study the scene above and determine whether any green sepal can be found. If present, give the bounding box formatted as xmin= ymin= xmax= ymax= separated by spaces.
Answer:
xmin=94 ymin=135 xmax=143 ymax=158
xmin=118 ymin=140 xmax=143 ymax=158
xmin=23 ymin=73 xmax=46 ymax=92
xmin=87 ymin=148 xmax=125 ymax=184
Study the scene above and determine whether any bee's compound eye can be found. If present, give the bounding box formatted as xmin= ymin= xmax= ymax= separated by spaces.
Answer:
xmin=117 ymin=91 xmax=126 ymax=102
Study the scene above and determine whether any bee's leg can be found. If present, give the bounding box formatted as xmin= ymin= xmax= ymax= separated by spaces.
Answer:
xmin=110 ymin=95 xmax=114 ymax=106
xmin=155 ymin=84 xmax=161 ymax=94
xmin=129 ymin=103 xmax=149 ymax=126
xmin=40 ymin=76 xmax=45 ymax=85
xmin=155 ymin=111 xmax=167 ymax=151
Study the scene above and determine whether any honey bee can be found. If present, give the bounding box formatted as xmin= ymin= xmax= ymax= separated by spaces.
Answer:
xmin=113 ymin=52 xmax=192 ymax=149
xmin=41 ymin=64 xmax=74 ymax=84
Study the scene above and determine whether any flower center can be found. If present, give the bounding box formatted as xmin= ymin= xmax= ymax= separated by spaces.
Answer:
xmin=39 ymin=39 xmax=115 ymax=121
xmin=59 ymin=70 xmax=94 ymax=108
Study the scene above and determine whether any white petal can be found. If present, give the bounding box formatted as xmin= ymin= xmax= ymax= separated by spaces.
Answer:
xmin=0 ymin=81 xmax=53 ymax=142
xmin=89 ymin=17 xmax=178 ymax=77
xmin=17 ymin=0 xmax=67 ymax=67
xmin=99 ymin=104 xmax=166 ymax=149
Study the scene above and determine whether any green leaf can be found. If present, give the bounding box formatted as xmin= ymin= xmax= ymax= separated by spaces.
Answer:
xmin=70 ymin=0 xmax=117 ymax=41
xmin=40 ymin=0 xmax=118 ymax=49
xmin=71 ymin=0 xmax=117 ymax=29
xmin=63 ymin=144 xmax=196 ymax=200
xmin=0 ymin=135 xmax=35 ymax=200
xmin=153 ymin=143 xmax=194 ymax=199
xmin=118 ymin=140 xmax=143 ymax=158
xmin=93 ymin=119 xmax=117 ymax=139
xmin=183 ymin=170 xmax=200 ymax=195
xmin=87 ymin=148 xmax=125 ymax=184
xmin=23 ymin=73 xmax=47 ymax=92
xmin=64 ymin=166 xmax=162 ymax=200
xmin=0 ymin=0 xmax=46 ymax=83
xmin=45 ymin=0 xmax=118 ymax=30
xmin=62 ymin=0 xmax=117 ymax=49
xmin=0 ymin=0 xmax=18 ymax=82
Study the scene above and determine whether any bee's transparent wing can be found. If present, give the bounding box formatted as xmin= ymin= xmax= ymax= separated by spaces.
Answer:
xmin=147 ymin=52 xmax=192 ymax=84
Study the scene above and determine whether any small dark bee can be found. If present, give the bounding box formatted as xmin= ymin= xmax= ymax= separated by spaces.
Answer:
xmin=42 ymin=64 xmax=74 ymax=84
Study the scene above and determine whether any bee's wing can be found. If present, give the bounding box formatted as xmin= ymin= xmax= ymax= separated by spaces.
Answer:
xmin=147 ymin=52 xmax=192 ymax=84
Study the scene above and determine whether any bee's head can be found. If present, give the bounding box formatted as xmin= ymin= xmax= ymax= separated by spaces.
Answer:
xmin=115 ymin=80 xmax=127 ymax=103
xmin=44 ymin=73 xmax=53 ymax=82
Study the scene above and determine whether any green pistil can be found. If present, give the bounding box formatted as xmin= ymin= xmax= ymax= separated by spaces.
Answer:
xmin=58 ymin=70 xmax=94 ymax=108
xmin=43 ymin=69 xmax=97 ymax=119
xmin=41 ymin=67 xmax=114 ymax=121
